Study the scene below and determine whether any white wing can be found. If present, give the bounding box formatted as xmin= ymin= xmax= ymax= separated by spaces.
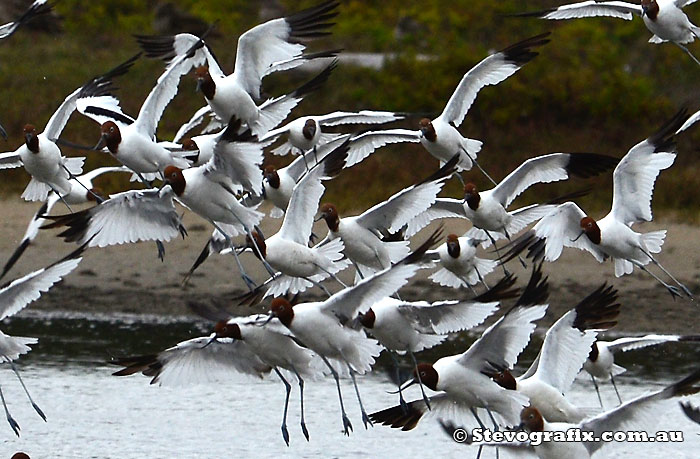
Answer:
xmin=133 ymin=53 xmax=198 ymax=137
xmin=125 ymin=336 xmax=272 ymax=387
xmin=458 ymin=304 xmax=547 ymax=371
xmin=173 ymin=105 xmax=213 ymax=143
xmin=397 ymin=299 xmax=499 ymax=335
xmin=317 ymin=110 xmax=404 ymax=126
xmin=43 ymin=188 xmax=185 ymax=247
xmin=0 ymin=151 xmax=22 ymax=169
xmin=345 ymin=129 xmax=421 ymax=167
xmin=278 ymin=141 xmax=348 ymax=245
xmin=77 ymin=95 xmax=136 ymax=127
xmin=203 ymin=122 xmax=267 ymax=195
xmin=283 ymin=134 xmax=352 ymax=183
xmin=319 ymin=233 xmax=438 ymax=323
xmin=490 ymin=153 xmax=618 ymax=208
xmin=439 ymin=33 xmax=549 ymax=127
xmin=526 ymin=284 xmax=619 ymax=394
xmin=610 ymin=130 xmax=678 ymax=226
xmin=581 ymin=369 xmax=700 ymax=455
xmin=75 ymin=165 xmax=132 ymax=188
xmin=232 ymin=1 xmax=338 ymax=99
xmin=527 ymin=1 xmax=642 ymax=20
xmin=676 ymin=0 xmax=700 ymax=8
xmin=406 ymin=198 xmax=467 ymax=238
xmin=356 ymin=158 xmax=456 ymax=233
xmin=606 ymin=334 xmax=700 ymax=353
xmin=529 ymin=202 xmax=606 ymax=262
xmin=0 ymin=247 xmax=83 ymax=320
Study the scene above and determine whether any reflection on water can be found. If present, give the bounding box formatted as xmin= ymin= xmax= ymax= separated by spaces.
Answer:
xmin=0 ymin=312 xmax=697 ymax=458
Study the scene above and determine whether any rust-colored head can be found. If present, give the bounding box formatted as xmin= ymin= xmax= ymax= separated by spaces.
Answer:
xmin=463 ymin=182 xmax=480 ymax=210
xmin=302 ymin=119 xmax=317 ymax=140
xmin=357 ymin=308 xmax=376 ymax=329
xmin=520 ymin=406 xmax=545 ymax=432
xmin=579 ymin=216 xmax=601 ymax=245
xmin=413 ymin=363 xmax=439 ymax=391
xmin=489 ymin=369 xmax=517 ymax=391
xmin=245 ymin=229 xmax=267 ymax=260
xmin=269 ymin=297 xmax=294 ymax=327
xmin=163 ymin=165 xmax=186 ymax=196
xmin=194 ymin=66 xmax=215 ymax=99
xmin=641 ymin=0 xmax=659 ymax=20
xmin=446 ymin=234 xmax=460 ymax=258
xmin=213 ymin=320 xmax=242 ymax=340
xmin=418 ymin=118 xmax=436 ymax=142
xmin=264 ymin=165 xmax=280 ymax=189
xmin=182 ymin=138 xmax=198 ymax=151
xmin=23 ymin=124 xmax=39 ymax=153
xmin=318 ymin=202 xmax=340 ymax=232
xmin=99 ymin=121 xmax=121 ymax=153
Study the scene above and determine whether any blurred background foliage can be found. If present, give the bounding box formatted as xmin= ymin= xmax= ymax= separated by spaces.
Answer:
xmin=1 ymin=0 xmax=699 ymax=220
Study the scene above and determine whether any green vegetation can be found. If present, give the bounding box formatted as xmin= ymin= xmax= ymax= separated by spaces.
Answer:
xmin=1 ymin=0 xmax=699 ymax=220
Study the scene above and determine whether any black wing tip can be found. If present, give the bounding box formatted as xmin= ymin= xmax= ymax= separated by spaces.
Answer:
xmin=0 ymin=239 xmax=31 ymax=281
xmin=500 ymin=32 xmax=552 ymax=64
xmin=680 ymin=401 xmax=700 ymax=424
xmin=515 ymin=261 xmax=549 ymax=307
xmin=292 ymin=59 xmax=338 ymax=98
xmin=546 ymin=187 xmax=592 ymax=205
xmin=572 ymin=283 xmax=621 ymax=331
xmin=321 ymin=138 xmax=351 ymax=177
xmin=566 ymin=153 xmax=620 ymax=179
xmin=405 ymin=225 xmax=444 ymax=265
xmin=649 ymin=107 xmax=690 ymax=153
xmin=286 ymin=1 xmax=341 ymax=35
xmin=473 ymin=273 xmax=520 ymax=303
xmin=503 ymin=9 xmax=556 ymax=19
xmin=670 ymin=368 xmax=700 ymax=397
xmin=368 ymin=402 xmax=425 ymax=431
xmin=134 ymin=33 xmax=177 ymax=59
xmin=417 ymin=154 xmax=459 ymax=186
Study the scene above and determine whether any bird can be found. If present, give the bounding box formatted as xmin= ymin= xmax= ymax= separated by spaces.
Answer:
xmin=584 ymin=333 xmax=700 ymax=406
xmin=335 ymin=33 xmax=551 ymax=180
xmin=0 ymin=166 xmax=130 ymax=280
xmin=113 ymin=302 xmax=325 ymax=446
xmin=517 ymin=368 xmax=700 ymax=458
xmin=489 ymin=283 xmax=621 ymax=423
xmin=236 ymin=141 xmax=352 ymax=298
xmin=262 ymin=109 xmax=405 ymax=167
xmin=77 ymin=50 xmax=206 ymax=183
xmin=0 ymin=243 xmax=85 ymax=436
xmin=356 ymin=273 xmax=518 ymax=409
xmin=42 ymin=119 xmax=271 ymax=285
xmin=0 ymin=53 xmax=137 ymax=202
xmin=425 ymin=233 xmax=498 ymax=292
xmin=501 ymin=108 xmax=694 ymax=300
xmin=265 ymin=229 xmax=441 ymax=435
xmin=512 ymin=0 xmax=700 ymax=66
xmin=316 ymin=155 xmax=458 ymax=280
xmin=182 ymin=135 xmax=353 ymax=284
xmin=135 ymin=1 xmax=341 ymax=137
xmin=406 ymin=152 xmax=619 ymax=266
xmin=0 ymin=0 xmax=52 ymax=40
xmin=370 ymin=263 xmax=550 ymax=432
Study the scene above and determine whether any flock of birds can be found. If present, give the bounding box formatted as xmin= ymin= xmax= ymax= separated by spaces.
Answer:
xmin=0 ymin=0 xmax=699 ymax=457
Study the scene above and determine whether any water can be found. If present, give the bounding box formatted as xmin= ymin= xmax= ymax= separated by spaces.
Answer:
xmin=0 ymin=311 xmax=698 ymax=458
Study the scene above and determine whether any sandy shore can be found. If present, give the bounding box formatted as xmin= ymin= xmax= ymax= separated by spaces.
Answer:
xmin=1 ymin=198 xmax=698 ymax=334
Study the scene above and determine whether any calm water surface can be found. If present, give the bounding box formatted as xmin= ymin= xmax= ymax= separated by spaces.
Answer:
xmin=0 ymin=311 xmax=697 ymax=458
